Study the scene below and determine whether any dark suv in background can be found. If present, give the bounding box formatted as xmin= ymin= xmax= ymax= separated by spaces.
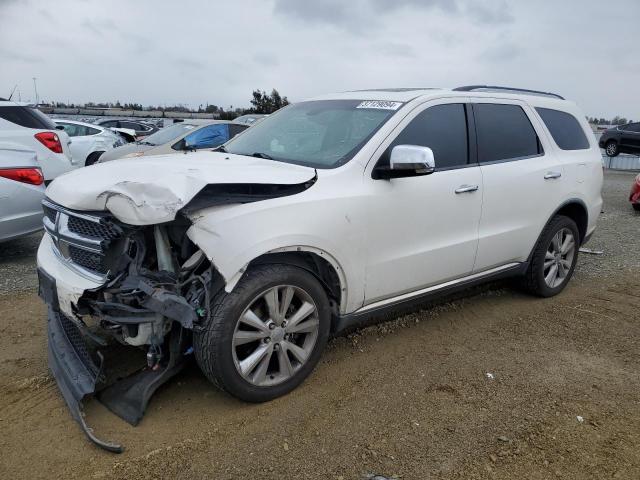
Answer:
xmin=599 ymin=123 xmax=640 ymax=157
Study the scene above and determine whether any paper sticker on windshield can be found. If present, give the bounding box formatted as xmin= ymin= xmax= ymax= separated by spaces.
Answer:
xmin=356 ymin=100 xmax=403 ymax=110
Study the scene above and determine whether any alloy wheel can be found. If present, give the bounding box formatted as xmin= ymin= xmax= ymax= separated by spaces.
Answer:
xmin=543 ymin=228 xmax=576 ymax=288
xmin=232 ymin=285 xmax=320 ymax=387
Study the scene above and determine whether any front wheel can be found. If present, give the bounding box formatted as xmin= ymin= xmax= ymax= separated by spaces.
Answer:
xmin=194 ymin=264 xmax=331 ymax=402
xmin=521 ymin=215 xmax=579 ymax=297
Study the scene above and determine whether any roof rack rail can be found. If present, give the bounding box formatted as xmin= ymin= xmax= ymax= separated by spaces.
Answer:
xmin=453 ymin=85 xmax=565 ymax=100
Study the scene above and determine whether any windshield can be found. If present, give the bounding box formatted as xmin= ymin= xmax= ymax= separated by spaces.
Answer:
xmin=141 ymin=123 xmax=198 ymax=146
xmin=223 ymin=100 xmax=401 ymax=168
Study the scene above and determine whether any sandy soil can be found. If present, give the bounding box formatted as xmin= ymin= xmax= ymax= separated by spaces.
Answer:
xmin=1 ymin=171 xmax=638 ymax=479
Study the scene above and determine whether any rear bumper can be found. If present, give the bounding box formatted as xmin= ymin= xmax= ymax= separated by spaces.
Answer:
xmin=39 ymin=267 xmax=123 ymax=452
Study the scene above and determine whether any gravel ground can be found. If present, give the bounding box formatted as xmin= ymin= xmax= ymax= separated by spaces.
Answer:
xmin=0 ymin=231 xmax=41 ymax=293
xmin=1 ymin=170 xmax=638 ymax=480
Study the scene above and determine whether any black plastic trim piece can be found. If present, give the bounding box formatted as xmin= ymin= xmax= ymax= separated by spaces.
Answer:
xmin=334 ymin=263 xmax=527 ymax=334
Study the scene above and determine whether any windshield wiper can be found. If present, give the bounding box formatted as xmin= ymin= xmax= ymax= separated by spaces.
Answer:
xmin=137 ymin=141 xmax=154 ymax=146
xmin=251 ymin=152 xmax=273 ymax=160
xmin=213 ymin=145 xmax=227 ymax=153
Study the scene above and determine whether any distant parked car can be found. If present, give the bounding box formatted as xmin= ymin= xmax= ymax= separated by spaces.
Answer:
xmin=233 ymin=114 xmax=268 ymax=125
xmin=54 ymin=119 xmax=126 ymax=166
xmin=98 ymin=120 xmax=248 ymax=162
xmin=630 ymin=173 xmax=640 ymax=211
xmin=0 ymin=146 xmax=45 ymax=242
xmin=599 ymin=122 xmax=640 ymax=157
xmin=0 ymin=100 xmax=76 ymax=182
xmin=94 ymin=119 xmax=158 ymax=139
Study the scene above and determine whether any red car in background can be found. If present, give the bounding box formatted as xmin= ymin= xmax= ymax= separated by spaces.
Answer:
xmin=630 ymin=173 xmax=640 ymax=211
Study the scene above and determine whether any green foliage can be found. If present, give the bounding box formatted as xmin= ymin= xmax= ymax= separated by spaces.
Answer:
xmin=249 ymin=89 xmax=289 ymax=114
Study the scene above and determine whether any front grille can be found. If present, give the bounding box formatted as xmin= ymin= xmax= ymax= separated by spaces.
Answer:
xmin=42 ymin=199 xmax=126 ymax=279
xmin=58 ymin=312 xmax=99 ymax=376
xmin=68 ymin=245 xmax=107 ymax=273
xmin=67 ymin=216 xmax=120 ymax=240
xmin=43 ymin=205 xmax=57 ymax=224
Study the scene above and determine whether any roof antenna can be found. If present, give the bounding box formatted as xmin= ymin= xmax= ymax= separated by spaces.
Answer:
xmin=8 ymin=84 xmax=17 ymax=101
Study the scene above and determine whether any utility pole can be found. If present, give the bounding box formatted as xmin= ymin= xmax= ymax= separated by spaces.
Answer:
xmin=32 ymin=77 xmax=39 ymax=105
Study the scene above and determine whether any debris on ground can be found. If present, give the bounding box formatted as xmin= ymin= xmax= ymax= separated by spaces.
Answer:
xmin=579 ymin=248 xmax=604 ymax=255
xmin=486 ymin=372 xmax=495 ymax=380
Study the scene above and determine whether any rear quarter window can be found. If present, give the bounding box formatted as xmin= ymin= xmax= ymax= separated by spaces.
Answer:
xmin=0 ymin=106 xmax=56 ymax=129
xmin=536 ymin=108 xmax=590 ymax=150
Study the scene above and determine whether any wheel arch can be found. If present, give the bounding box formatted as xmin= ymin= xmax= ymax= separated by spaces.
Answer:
xmin=220 ymin=246 xmax=349 ymax=317
xmin=534 ymin=199 xmax=589 ymax=256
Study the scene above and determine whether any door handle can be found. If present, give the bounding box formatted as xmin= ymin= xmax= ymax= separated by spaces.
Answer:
xmin=544 ymin=171 xmax=562 ymax=180
xmin=455 ymin=184 xmax=479 ymax=194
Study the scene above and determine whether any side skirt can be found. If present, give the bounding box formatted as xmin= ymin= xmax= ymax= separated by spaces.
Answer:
xmin=334 ymin=263 xmax=527 ymax=334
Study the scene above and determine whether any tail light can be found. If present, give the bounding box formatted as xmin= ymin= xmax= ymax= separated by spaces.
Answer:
xmin=0 ymin=167 xmax=44 ymax=185
xmin=34 ymin=131 xmax=63 ymax=154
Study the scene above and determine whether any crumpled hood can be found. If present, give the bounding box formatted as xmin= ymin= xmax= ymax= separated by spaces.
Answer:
xmin=46 ymin=152 xmax=316 ymax=225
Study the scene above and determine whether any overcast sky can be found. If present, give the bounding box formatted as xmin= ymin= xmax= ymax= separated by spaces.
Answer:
xmin=1 ymin=0 xmax=638 ymax=118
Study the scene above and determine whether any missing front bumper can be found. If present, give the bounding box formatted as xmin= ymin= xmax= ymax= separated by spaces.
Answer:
xmin=39 ymin=268 xmax=187 ymax=453
xmin=47 ymin=305 xmax=124 ymax=453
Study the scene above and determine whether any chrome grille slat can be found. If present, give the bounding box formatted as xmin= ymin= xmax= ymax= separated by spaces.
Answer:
xmin=42 ymin=200 xmax=123 ymax=281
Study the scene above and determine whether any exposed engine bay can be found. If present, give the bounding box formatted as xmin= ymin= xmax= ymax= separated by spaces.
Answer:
xmin=38 ymin=177 xmax=317 ymax=452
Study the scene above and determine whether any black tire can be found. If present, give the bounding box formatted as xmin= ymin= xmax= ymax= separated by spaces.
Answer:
xmin=605 ymin=140 xmax=619 ymax=157
xmin=521 ymin=215 xmax=580 ymax=297
xmin=85 ymin=151 xmax=105 ymax=166
xmin=194 ymin=264 xmax=331 ymax=402
xmin=633 ymin=203 xmax=640 ymax=212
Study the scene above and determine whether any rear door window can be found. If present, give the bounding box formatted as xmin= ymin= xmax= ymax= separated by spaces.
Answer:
xmin=474 ymin=104 xmax=542 ymax=163
xmin=536 ymin=107 xmax=590 ymax=150
xmin=0 ymin=106 xmax=56 ymax=129
xmin=381 ymin=103 xmax=469 ymax=170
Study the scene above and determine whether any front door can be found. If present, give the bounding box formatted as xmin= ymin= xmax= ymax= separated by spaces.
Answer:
xmin=363 ymin=102 xmax=482 ymax=305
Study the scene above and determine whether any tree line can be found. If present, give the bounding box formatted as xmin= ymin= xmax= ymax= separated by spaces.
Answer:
xmin=47 ymin=89 xmax=289 ymax=120
xmin=588 ymin=116 xmax=634 ymax=126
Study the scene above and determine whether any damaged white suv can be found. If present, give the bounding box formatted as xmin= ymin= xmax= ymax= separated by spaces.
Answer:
xmin=37 ymin=86 xmax=603 ymax=451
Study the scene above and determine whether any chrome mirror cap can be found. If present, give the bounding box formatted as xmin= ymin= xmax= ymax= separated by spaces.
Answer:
xmin=390 ymin=145 xmax=435 ymax=174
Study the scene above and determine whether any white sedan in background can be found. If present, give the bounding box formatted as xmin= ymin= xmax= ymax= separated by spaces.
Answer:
xmin=54 ymin=119 xmax=126 ymax=166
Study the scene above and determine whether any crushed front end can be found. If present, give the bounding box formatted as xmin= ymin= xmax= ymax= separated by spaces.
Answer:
xmin=37 ymin=199 xmax=215 ymax=452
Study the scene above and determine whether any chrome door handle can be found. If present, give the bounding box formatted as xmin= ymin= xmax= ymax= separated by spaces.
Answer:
xmin=455 ymin=184 xmax=479 ymax=194
xmin=544 ymin=171 xmax=562 ymax=179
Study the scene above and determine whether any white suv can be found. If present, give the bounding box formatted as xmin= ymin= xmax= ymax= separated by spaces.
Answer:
xmin=0 ymin=100 xmax=75 ymax=181
xmin=36 ymin=86 xmax=603 ymax=451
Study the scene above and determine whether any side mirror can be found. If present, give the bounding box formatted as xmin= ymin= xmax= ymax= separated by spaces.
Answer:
xmin=373 ymin=145 xmax=436 ymax=179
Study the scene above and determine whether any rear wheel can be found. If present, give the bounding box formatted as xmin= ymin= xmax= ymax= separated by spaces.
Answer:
xmin=605 ymin=140 xmax=619 ymax=157
xmin=194 ymin=264 xmax=331 ymax=402
xmin=521 ymin=215 xmax=579 ymax=297
xmin=85 ymin=151 xmax=104 ymax=166
xmin=633 ymin=203 xmax=640 ymax=212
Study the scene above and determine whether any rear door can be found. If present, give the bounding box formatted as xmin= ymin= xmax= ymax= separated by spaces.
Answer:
xmin=472 ymin=100 xmax=565 ymax=272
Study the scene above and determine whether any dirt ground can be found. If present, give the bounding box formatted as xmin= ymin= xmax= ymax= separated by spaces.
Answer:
xmin=1 ymin=171 xmax=639 ymax=480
